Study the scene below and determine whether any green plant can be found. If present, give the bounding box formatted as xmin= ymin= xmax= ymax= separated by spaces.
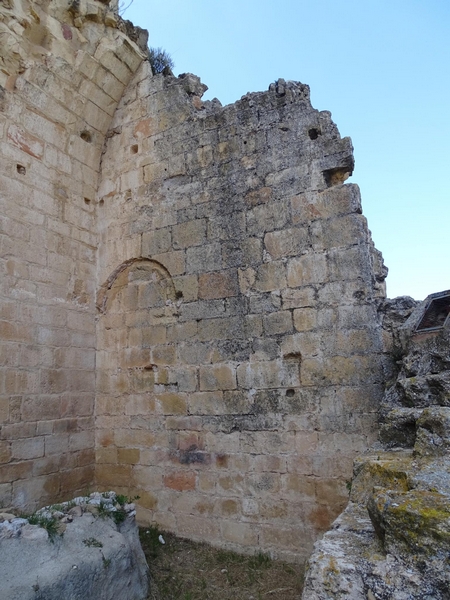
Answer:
xmin=83 ymin=537 xmax=103 ymax=548
xmin=112 ymin=507 xmax=127 ymax=525
xmin=116 ymin=494 xmax=140 ymax=506
xmin=346 ymin=479 xmax=352 ymax=493
xmin=27 ymin=514 xmax=59 ymax=541
xmin=148 ymin=47 xmax=174 ymax=76
xmin=97 ymin=500 xmax=110 ymax=519
xmin=102 ymin=555 xmax=112 ymax=569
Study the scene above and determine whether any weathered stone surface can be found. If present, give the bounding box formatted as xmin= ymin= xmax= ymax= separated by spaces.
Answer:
xmin=367 ymin=486 xmax=450 ymax=558
xmin=0 ymin=493 xmax=149 ymax=600
xmin=1 ymin=0 xmax=388 ymax=562
xmin=304 ymin=292 xmax=450 ymax=598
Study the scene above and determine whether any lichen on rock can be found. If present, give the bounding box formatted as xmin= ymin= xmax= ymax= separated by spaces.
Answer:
xmin=303 ymin=292 xmax=450 ymax=599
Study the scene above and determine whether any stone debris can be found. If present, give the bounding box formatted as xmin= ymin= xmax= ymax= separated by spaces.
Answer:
xmin=0 ymin=492 xmax=150 ymax=600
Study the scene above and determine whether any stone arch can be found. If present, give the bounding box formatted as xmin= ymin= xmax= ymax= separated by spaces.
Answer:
xmin=97 ymin=257 xmax=177 ymax=314
xmin=95 ymin=258 xmax=179 ymax=504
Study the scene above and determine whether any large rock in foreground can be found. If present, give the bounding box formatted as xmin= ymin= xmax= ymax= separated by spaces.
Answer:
xmin=0 ymin=493 xmax=149 ymax=600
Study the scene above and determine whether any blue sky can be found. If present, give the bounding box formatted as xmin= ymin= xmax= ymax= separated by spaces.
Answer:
xmin=123 ymin=0 xmax=449 ymax=301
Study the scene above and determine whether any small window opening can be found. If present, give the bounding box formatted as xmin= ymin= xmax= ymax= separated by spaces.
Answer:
xmin=16 ymin=164 xmax=26 ymax=175
xmin=131 ymin=144 xmax=139 ymax=154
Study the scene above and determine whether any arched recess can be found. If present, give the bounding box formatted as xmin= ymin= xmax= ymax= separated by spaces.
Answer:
xmin=95 ymin=258 xmax=179 ymax=506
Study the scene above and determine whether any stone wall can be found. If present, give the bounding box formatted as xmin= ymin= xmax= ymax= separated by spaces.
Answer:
xmin=1 ymin=0 xmax=390 ymax=561
xmin=0 ymin=0 xmax=145 ymax=510
xmin=96 ymin=68 xmax=388 ymax=559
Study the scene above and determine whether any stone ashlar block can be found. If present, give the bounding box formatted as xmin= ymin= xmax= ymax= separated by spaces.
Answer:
xmin=7 ymin=124 xmax=44 ymax=159
xmin=220 ymin=520 xmax=258 ymax=546
xmin=0 ymin=441 xmax=11 ymax=464
xmin=167 ymin=366 xmax=198 ymax=392
xmin=172 ymin=219 xmax=206 ymax=249
xmin=281 ymin=474 xmax=316 ymax=501
xmin=163 ymin=471 xmax=196 ymax=491
xmin=186 ymin=243 xmax=223 ymax=274
xmin=172 ymin=275 xmax=198 ymax=303
xmin=237 ymin=360 xmax=300 ymax=390
xmin=96 ymin=463 xmax=132 ymax=488
xmin=156 ymin=393 xmax=187 ymax=415
xmin=253 ymin=262 xmax=287 ymax=293
xmin=151 ymin=251 xmax=185 ymax=276
xmin=117 ymin=447 xmax=140 ymax=464
xmin=198 ymin=270 xmax=239 ymax=300
xmin=287 ymin=253 xmax=328 ymax=287
xmin=197 ymin=317 xmax=245 ymax=342
xmin=264 ymin=226 xmax=309 ymax=260
xmin=0 ymin=462 xmax=33 ymax=485
xmin=188 ymin=391 xmax=224 ymax=416
xmin=142 ymin=228 xmax=172 ymax=257
xmin=246 ymin=199 xmax=291 ymax=237
xmin=263 ymin=310 xmax=293 ymax=335
xmin=293 ymin=308 xmax=317 ymax=332
xmin=199 ymin=364 xmax=237 ymax=392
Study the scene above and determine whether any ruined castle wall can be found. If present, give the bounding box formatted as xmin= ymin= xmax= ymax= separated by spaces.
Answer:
xmin=1 ymin=0 xmax=390 ymax=559
xmin=97 ymin=69 xmax=388 ymax=559
xmin=0 ymin=0 xmax=144 ymax=509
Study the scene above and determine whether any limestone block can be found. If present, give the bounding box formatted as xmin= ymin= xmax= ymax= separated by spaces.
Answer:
xmin=199 ymin=364 xmax=237 ymax=391
xmin=198 ymin=317 xmax=244 ymax=342
xmin=237 ymin=360 xmax=301 ymax=390
xmin=186 ymin=243 xmax=223 ymax=274
xmin=198 ymin=270 xmax=239 ymax=300
xmin=293 ymin=308 xmax=317 ymax=331
xmin=156 ymin=393 xmax=187 ymax=415
xmin=263 ymin=310 xmax=293 ymax=335
xmin=247 ymin=199 xmax=290 ymax=236
xmin=152 ymin=250 xmax=185 ymax=276
xmin=163 ymin=471 xmax=196 ymax=491
xmin=253 ymin=261 xmax=286 ymax=292
xmin=7 ymin=124 xmax=44 ymax=159
xmin=142 ymin=227 xmax=172 ymax=256
xmin=264 ymin=226 xmax=309 ymax=259
xmin=188 ymin=391 xmax=224 ymax=415
xmin=287 ymin=253 xmax=328 ymax=287
xmin=221 ymin=520 xmax=258 ymax=546
xmin=172 ymin=275 xmax=198 ymax=303
xmin=172 ymin=219 xmax=206 ymax=249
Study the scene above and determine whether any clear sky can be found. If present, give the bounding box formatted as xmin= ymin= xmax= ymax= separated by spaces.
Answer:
xmin=123 ymin=0 xmax=449 ymax=301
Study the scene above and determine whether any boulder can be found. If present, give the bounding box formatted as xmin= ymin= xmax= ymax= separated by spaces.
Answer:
xmin=0 ymin=492 xmax=150 ymax=600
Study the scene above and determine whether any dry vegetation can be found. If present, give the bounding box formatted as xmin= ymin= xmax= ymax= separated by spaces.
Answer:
xmin=140 ymin=527 xmax=305 ymax=600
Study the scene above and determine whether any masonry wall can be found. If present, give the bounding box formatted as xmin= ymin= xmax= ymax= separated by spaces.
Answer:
xmin=1 ymin=0 xmax=390 ymax=560
xmin=96 ymin=69 xmax=388 ymax=559
xmin=0 ymin=0 xmax=145 ymax=510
